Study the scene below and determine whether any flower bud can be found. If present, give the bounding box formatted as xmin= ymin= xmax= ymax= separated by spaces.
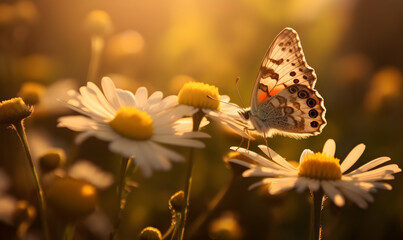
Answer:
xmin=139 ymin=227 xmax=162 ymax=240
xmin=84 ymin=10 xmax=113 ymax=36
xmin=0 ymin=97 xmax=32 ymax=125
xmin=168 ymin=190 xmax=184 ymax=213
xmin=46 ymin=177 xmax=97 ymax=220
xmin=38 ymin=148 xmax=66 ymax=173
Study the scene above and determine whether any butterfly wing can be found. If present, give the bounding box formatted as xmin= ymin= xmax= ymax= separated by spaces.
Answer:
xmin=251 ymin=28 xmax=317 ymax=114
xmin=253 ymin=84 xmax=326 ymax=138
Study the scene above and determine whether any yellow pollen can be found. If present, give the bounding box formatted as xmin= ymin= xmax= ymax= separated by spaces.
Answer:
xmin=178 ymin=82 xmax=220 ymax=110
xmin=109 ymin=107 xmax=153 ymax=140
xmin=298 ymin=152 xmax=342 ymax=180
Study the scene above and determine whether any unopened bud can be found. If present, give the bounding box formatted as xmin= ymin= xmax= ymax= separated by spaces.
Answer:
xmin=39 ymin=148 xmax=66 ymax=173
xmin=139 ymin=227 xmax=162 ymax=240
xmin=168 ymin=190 xmax=184 ymax=213
xmin=0 ymin=97 xmax=32 ymax=125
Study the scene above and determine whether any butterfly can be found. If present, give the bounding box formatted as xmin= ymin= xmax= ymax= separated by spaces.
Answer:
xmin=239 ymin=27 xmax=326 ymax=139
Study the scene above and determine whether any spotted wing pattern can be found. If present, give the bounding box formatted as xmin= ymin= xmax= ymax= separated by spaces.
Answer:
xmin=251 ymin=28 xmax=317 ymax=112
xmin=252 ymin=84 xmax=326 ymax=138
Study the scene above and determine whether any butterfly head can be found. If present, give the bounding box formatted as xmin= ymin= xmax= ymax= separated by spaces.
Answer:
xmin=238 ymin=109 xmax=251 ymax=120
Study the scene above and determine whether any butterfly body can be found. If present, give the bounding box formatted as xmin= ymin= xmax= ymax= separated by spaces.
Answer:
xmin=240 ymin=28 xmax=326 ymax=139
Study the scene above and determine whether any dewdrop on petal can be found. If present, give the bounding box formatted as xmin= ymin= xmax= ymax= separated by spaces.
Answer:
xmin=169 ymin=190 xmax=184 ymax=213
xmin=84 ymin=10 xmax=113 ymax=36
xmin=139 ymin=227 xmax=162 ymax=240
xmin=46 ymin=177 xmax=97 ymax=220
xmin=18 ymin=82 xmax=45 ymax=105
xmin=0 ymin=98 xmax=32 ymax=125
xmin=38 ymin=148 xmax=66 ymax=173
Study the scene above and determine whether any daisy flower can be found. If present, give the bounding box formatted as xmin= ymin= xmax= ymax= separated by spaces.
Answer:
xmin=230 ymin=139 xmax=401 ymax=208
xmin=58 ymin=77 xmax=209 ymax=177
xmin=177 ymin=81 xmax=251 ymax=139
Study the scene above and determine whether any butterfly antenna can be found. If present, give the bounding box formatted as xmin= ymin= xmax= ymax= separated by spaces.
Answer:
xmin=206 ymin=95 xmax=243 ymax=110
xmin=235 ymin=77 xmax=247 ymax=108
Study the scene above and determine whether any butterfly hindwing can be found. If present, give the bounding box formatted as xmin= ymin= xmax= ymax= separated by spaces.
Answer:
xmin=253 ymin=84 xmax=326 ymax=138
xmin=252 ymin=28 xmax=317 ymax=112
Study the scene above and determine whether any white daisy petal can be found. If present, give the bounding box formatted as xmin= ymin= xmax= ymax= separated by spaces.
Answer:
xmin=230 ymin=147 xmax=295 ymax=171
xmin=321 ymin=181 xmax=345 ymax=207
xmin=134 ymin=87 xmax=148 ymax=108
xmin=299 ymin=149 xmax=313 ymax=164
xmin=101 ymin=77 xmax=121 ymax=110
xmin=346 ymin=157 xmax=392 ymax=175
xmin=116 ymin=89 xmax=136 ymax=107
xmin=295 ymin=178 xmax=310 ymax=193
xmin=340 ymin=143 xmax=366 ymax=173
xmin=258 ymin=145 xmax=297 ymax=171
xmin=337 ymin=185 xmax=368 ymax=209
xmin=268 ymin=178 xmax=299 ymax=195
xmin=242 ymin=167 xmax=297 ymax=178
xmin=322 ymin=139 xmax=336 ymax=156
xmin=148 ymin=141 xmax=184 ymax=162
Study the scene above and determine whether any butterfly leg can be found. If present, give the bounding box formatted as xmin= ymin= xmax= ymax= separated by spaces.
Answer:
xmin=263 ymin=132 xmax=273 ymax=159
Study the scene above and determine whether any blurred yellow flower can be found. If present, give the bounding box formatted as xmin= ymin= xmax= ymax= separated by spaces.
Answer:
xmin=17 ymin=82 xmax=45 ymax=105
xmin=106 ymin=30 xmax=144 ymax=59
xmin=209 ymin=211 xmax=242 ymax=240
xmin=18 ymin=54 xmax=56 ymax=83
xmin=14 ymin=0 xmax=38 ymax=24
xmin=0 ymin=3 xmax=14 ymax=26
xmin=84 ymin=10 xmax=113 ymax=36
xmin=364 ymin=67 xmax=402 ymax=112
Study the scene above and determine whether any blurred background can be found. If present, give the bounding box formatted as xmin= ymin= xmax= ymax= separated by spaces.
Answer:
xmin=0 ymin=0 xmax=402 ymax=239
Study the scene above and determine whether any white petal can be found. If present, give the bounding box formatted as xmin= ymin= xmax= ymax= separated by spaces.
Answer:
xmin=321 ymin=181 xmax=345 ymax=207
xmin=57 ymin=116 xmax=97 ymax=131
xmin=134 ymin=87 xmax=148 ymax=108
xmin=116 ymin=89 xmax=136 ymax=107
xmin=148 ymin=141 xmax=184 ymax=162
xmin=258 ymin=145 xmax=298 ymax=171
xmin=80 ymin=86 xmax=114 ymax=118
xmin=299 ymin=149 xmax=313 ymax=164
xmin=295 ymin=178 xmax=310 ymax=193
xmin=347 ymin=164 xmax=401 ymax=181
xmin=230 ymin=147 xmax=296 ymax=172
xmin=243 ymin=167 xmax=297 ymax=178
xmin=346 ymin=157 xmax=392 ymax=175
xmin=337 ymin=185 xmax=368 ymax=209
xmin=101 ymin=77 xmax=121 ymax=110
xmin=151 ymin=135 xmax=205 ymax=148
xmin=69 ymin=161 xmax=114 ymax=189
xmin=268 ymin=178 xmax=299 ymax=195
xmin=322 ymin=139 xmax=336 ymax=156
xmin=86 ymin=81 xmax=116 ymax=115
xmin=340 ymin=143 xmax=366 ymax=173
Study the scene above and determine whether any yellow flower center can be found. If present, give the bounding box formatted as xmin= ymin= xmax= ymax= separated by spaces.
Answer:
xmin=178 ymin=82 xmax=220 ymax=110
xmin=109 ymin=107 xmax=153 ymax=140
xmin=298 ymin=152 xmax=342 ymax=180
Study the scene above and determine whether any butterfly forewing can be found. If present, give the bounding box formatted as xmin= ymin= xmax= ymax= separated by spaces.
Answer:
xmin=252 ymin=28 xmax=317 ymax=111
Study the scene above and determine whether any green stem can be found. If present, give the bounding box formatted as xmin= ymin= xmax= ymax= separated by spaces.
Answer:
xmin=62 ymin=223 xmax=76 ymax=240
xmin=13 ymin=121 xmax=50 ymax=240
xmin=110 ymin=157 xmax=130 ymax=240
xmin=177 ymin=110 xmax=205 ymax=240
xmin=169 ymin=212 xmax=182 ymax=240
xmin=310 ymin=190 xmax=324 ymax=240
xmin=87 ymin=36 xmax=104 ymax=83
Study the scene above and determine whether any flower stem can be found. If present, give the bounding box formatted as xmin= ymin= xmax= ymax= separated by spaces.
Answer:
xmin=62 ymin=223 xmax=76 ymax=240
xmin=110 ymin=157 xmax=130 ymax=240
xmin=13 ymin=121 xmax=50 ymax=240
xmin=187 ymin=176 xmax=232 ymax=238
xmin=310 ymin=190 xmax=324 ymax=240
xmin=176 ymin=110 xmax=205 ymax=240
xmin=87 ymin=36 xmax=104 ymax=83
